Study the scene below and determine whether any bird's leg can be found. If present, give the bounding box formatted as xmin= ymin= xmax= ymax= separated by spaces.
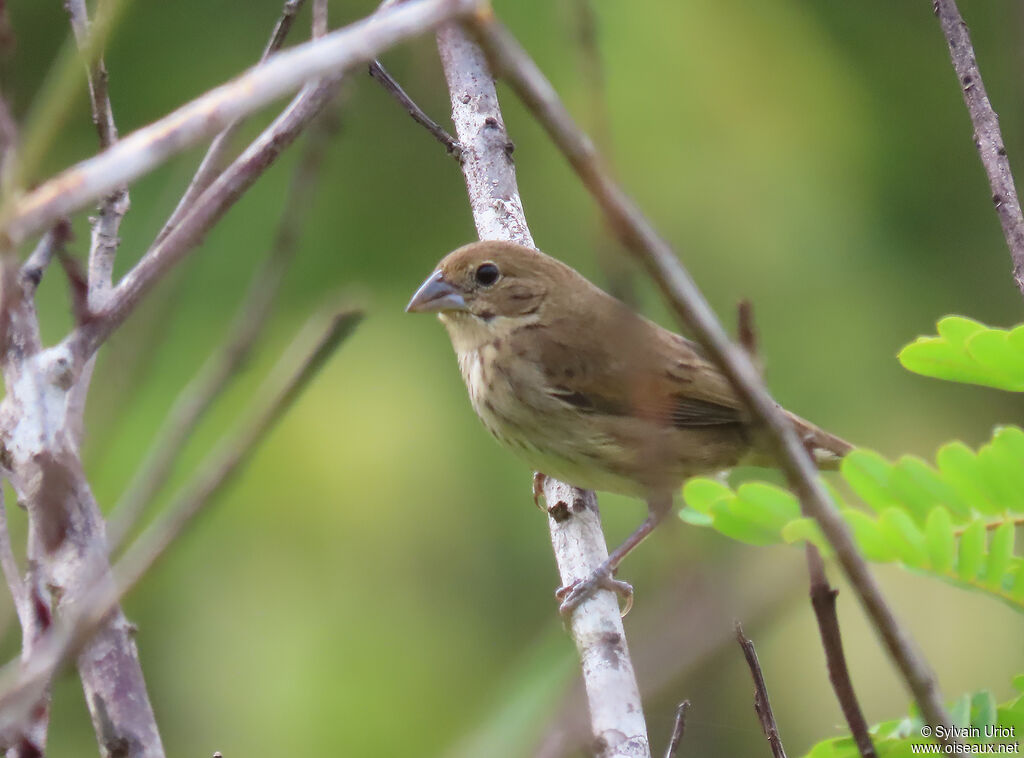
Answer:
xmin=557 ymin=492 xmax=673 ymax=618
xmin=532 ymin=472 xmax=548 ymax=510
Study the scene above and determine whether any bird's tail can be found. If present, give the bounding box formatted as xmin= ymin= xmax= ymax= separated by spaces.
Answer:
xmin=785 ymin=411 xmax=853 ymax=471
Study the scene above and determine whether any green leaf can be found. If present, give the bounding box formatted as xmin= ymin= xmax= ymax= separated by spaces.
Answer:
xmin=937 ymin=316 xmax=986 ymax=346
xmin=879 ymin=508 xmax=928 ymax=567
xmin=899 ymin=316 xmax=1024 ymax=390
xmin=677 ymin=508 xmax=713 ymax=527
xmin=681 ymin=478 xmax=732 ymax=515
xmin=841 ymin=450 xmax=896 ymax=513
xmin=936 ymin=442 xmax=1000 ymax=515
xmin=983 ymin=522 xmax=1015 ymax=589
xmin=957 ymin=520 xmax=986 ymax=582
xmin=845 ymin=509 xmax=899 ymax=562
xmin=925 ymin=507 xmax=955 ymax=574
xmin=970 ymin=691 xmax=997 ymax=734
xmin=733 ymin=482 xmax=801 ymax=530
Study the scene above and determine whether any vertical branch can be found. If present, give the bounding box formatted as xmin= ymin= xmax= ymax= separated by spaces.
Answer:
xmin=65 ymin=0 xmax=129 ymax=306
xmin=436 ymin=22 xmax=650 ymax=758
xmin=64 ymin=0 xmax=130 ymax=453
xmin=933 ymin=0 xmax=1024 ymax=297
xmin=0 ymin=225 xmax=69 ymax=758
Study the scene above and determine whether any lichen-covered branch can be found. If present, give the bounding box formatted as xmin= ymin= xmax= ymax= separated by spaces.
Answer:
xmin=436 ymin=20 xmax=650 ymax=758
xmin=0 ymin=309 xmax=361 ymax=739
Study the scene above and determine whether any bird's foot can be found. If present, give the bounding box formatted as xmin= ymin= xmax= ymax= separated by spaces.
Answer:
xmin=532 ymin=472 xmax=548 ymax=510
xmin=556 ymin=563 xmax=634 ymax=619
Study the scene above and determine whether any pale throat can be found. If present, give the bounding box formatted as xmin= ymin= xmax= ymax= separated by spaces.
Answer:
xmin=438 ymin=311 xmax=539 ymax=355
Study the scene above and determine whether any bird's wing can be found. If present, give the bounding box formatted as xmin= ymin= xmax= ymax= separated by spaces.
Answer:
xmin=516 ymin=303 xmax=745 ymax=429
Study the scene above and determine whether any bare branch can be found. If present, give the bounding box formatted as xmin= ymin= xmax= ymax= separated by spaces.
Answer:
xmin=469 ymin=16 xmax=956 ymax=744
xmin=0 ymin=90 xmax=15 ymax=183
xmin=2 ymin=0 xmax=475 ymax=246
xmin=564 ymin=0 xmax=635 ymax=305
xmin=0 ymin=308 xmax=362 ymax=736
xmin=65 ymin=75 xmax=345 ymax=366
xmin=269 ymin=0 xmax=308 ymax=52
xmin=368 ymin=60 xmax=462 ymax=160
xmin=312 ymin=0 xmax=328 ymax=38
xmin=933 ymin=0 xmax=1024 ymax=297
xmin=107 ymin=101 xmax=343 ymax=552
xmin=436 ymin=20 xmax=650 ymax=757
xmin=663 ymin=701 xmax=689 ymax=758
xmin=156 ymin=0 xmax=310 ymax=245
xmin=0 ymin=491 xmax=22 ymax=622
xmin=19 ymin=221 xmax=72 ymax=296
xmin=736 ymin=623 xmax=787 ymax=758
xmin=804 ymin=546 xmax=876 ymax=758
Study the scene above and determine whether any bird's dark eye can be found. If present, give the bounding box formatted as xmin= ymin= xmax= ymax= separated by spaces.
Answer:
xmin=474 ymin=262 xmax=501 ymax=287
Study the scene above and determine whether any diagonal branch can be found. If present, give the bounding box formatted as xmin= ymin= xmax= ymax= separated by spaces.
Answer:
xmin=63 ymin=73 xmax=346 ymax=367
xmin=436 ymin=20 xmax=650 ymax=758
xmin=804 ymin=546 xmax=876 ymax=758
xmin=1 ymin=0 xmax=476 ymax=246
xmin=933 ymin=0 xmax=1024 ymax=298
xmin=736 ymin=624 xmax=787 ymax=758
xmin=0 ymin=308 xmax=361 ymax=738
xmin=468 ymin=15 xmax=956 ymax=746
xmin=156 ymin=0 xmax=309 ymax=245
xmin=106 ymin=99 xmax=343 ymax=553
xmin=368 ymin=60 xmax=462 ymax=159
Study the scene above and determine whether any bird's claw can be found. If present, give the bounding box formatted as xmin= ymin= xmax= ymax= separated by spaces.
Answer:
xmin=532 ymin=472 xmax=547 ymax=510
xmin=556 ymin=566 xmax=634 ymax=619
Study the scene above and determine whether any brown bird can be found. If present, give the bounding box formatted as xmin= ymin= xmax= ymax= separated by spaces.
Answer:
xmin=407 ymin=240 xmax=851 ymax=613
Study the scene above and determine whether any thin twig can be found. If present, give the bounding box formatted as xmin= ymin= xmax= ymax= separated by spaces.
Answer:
xmin=3 ymin=0 xmax=476 ymax=246
xmin=64 ymin=73 xmax=346 ymax=368
xmin=469 ymin=16 xmax=956 ymax=745
xmin=156 ymin=0 xmax=309 ymax=245
xmin=436 ymin=21 xmax=650 ymax=758
xmin=19 ymin=220 xmax=72 ymax=295
xmin=0 ymin=308 xmax=362 ymax=737
xmin=65 ymin=0 xmax=129 ymax=306
xmin=933 ymin=0 xmax=1024 ymax=297
xmin=664 ymin=701 xmax=689 ymax=758
xmin=368 ymin=60 xmax=462 ymax=160
xmin=564 ymin=0 xmax=634 ymax=305
xmin=804 ymin=546 xmax=876 ymax=758
xmin=107 ymin=100 xmax=343 ymax=553
xmin=736 ymin=623 xmax=787 ymax=758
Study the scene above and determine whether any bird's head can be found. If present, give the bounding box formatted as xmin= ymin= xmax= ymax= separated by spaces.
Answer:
xmin=407 ymin=241 xmax=556 ymax=349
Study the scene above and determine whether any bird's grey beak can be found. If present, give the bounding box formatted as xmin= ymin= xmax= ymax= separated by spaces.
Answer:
xmin=405 ymin=270 xmax=468 ymax=313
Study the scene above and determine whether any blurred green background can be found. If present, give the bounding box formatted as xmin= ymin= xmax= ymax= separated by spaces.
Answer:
xmin=2 ymin=0 xmax=1024 ymax=755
